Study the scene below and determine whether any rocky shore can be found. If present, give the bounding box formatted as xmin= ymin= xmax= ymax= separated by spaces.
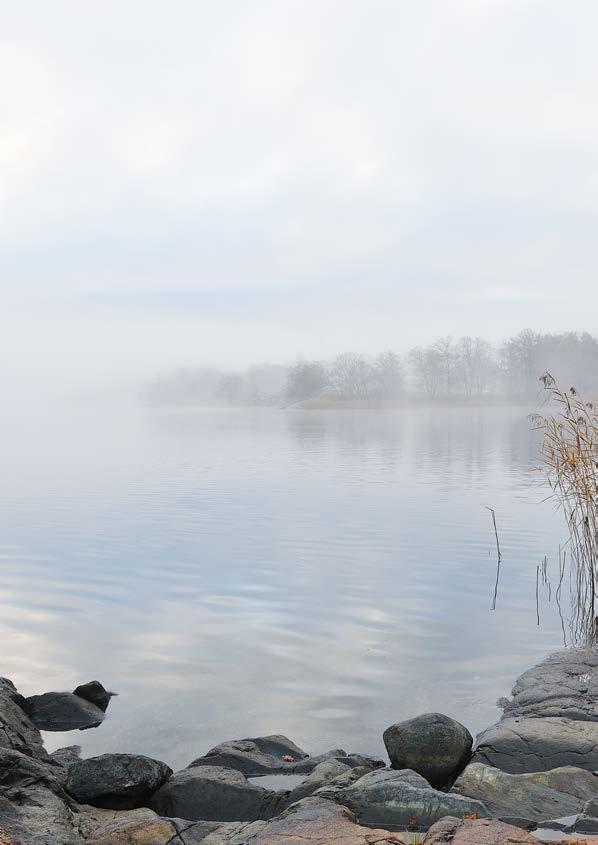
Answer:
xmin=3 ymin=648 xmax=598 ymax=844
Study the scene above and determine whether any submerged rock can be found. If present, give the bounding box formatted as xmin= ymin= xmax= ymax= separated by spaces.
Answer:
xmin=318 ymin=767 xmax=487 ymax=829
xmin=474 ymin=648 xmax=598 ymax=773
xmin=65 ymin=753 xmax=172 ymax=809
xmin=383 ymin=713 xmax=472 ymax=789
xmin=451 ymin=762 xmax=598 ymax=823
xmin=149 ymin=764 xmax=287 ymax=822
xmin=25 ymin=691 xmax=106 ymax=731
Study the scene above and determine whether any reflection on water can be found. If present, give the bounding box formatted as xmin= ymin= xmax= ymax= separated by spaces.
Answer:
xmin=0 ymin=406 xmax=566 ymax=769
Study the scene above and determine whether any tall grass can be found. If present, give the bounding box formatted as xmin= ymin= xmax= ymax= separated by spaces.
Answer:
xmin=531 ymin=373 xmax=598 ymax=645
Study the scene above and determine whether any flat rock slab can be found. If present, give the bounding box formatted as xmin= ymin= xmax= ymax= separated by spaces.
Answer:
xmin=451 ymin=762 xmax=598 ymax=822
xmin=318 ymin=768 xmax=487 ymax=829
xmin=474 ymin=648 xmax=598 ymax=773
xmin=66 ymin=753 xmax=172 ymax=809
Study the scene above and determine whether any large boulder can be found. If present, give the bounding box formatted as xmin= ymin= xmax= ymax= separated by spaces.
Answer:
xmin=318 ymin=767 xmax=487 ymax=829
xmin=451 ymin=762 xmax=598 ymax=823
xmin=65 ymin=753 xmax=172 ymax=809
xmin=424 ymin=816 xmax=539 ymax=845
xmin=0 ymin=677 xmax=47 ymax=759
xmin=474 ymin=647 xmax=598 ymax=773
xmin=383 ymin=713 xmax=472 ymax=789
xmin=149 ymin=765 xmax=286 ymax=822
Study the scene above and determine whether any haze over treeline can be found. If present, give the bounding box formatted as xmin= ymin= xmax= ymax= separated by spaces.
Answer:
xmin=146 ymin=329 xmax=598 ymax=406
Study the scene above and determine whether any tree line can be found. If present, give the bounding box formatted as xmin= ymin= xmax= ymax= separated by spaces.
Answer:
xmin=145 ymin=330 xmax=598 ymax=406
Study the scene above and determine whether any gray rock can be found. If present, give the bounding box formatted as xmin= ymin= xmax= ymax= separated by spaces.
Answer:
xmin=72 ymin=681 xmax=116 ymax=713
xmin=500 ymin=647 xmax=598 ymax=721
xmin=451 ymin=762 xmax=598 ymax=822
xmin=474 ymin=648 xmax=598 ymax=773
xmin=51 ymin=745 xmax=82 ymax=768
xmin=569 ymin=798 xmax=598 ymax=834
xmin=25 ymin=691 xmax=107 ymax=731
xmin=187 ymin=735 xmax=308 ymax=775
xmin=171 ymin=796 xmax=402 ymax=845
xmin=0 ymin=677 xmax=47 ymax=759
xmin=383 ymin=713 xmax=472 ymax=789
xmin=475 ymin=715 xmax=598 ymax=773
xmin=0 ymin=748 xmax=82 ymax=844
xmin=186 ymin=735 xmax=378 ymax=779
xmin=286 ymin=760 xmax=353 ymax=803
xmin=317 ymin=767 xmax=487 ymax=829
xmin=149 ymin=765 xmax=287 ymax=822
xmin=73 ymin=805 xmax=164 ymax=842
xmin=65 ymin=753 xmax=172 ymax=809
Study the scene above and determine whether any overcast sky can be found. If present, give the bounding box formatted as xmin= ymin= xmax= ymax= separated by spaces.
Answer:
xmin=1 ymin=1 xmax=597 ymax=393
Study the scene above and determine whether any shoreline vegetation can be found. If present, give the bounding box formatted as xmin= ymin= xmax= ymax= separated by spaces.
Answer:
xmin=145 ymin=330 xmax=598 ymax=409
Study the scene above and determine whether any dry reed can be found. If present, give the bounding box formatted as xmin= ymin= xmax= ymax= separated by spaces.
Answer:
xmin=531 ymin=373 xmax=598 ymax=644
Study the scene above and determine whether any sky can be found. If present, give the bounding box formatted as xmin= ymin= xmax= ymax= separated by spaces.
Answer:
xmin=1 ymin=0 xmax=597 ymax=395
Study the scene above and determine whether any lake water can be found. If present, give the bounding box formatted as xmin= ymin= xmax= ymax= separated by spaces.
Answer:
xmin=0 ymin=404 xmax=568 ymax=770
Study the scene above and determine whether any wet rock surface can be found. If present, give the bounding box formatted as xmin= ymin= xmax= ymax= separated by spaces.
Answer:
xmin=383 ymin=713 xmax=472 ymax=789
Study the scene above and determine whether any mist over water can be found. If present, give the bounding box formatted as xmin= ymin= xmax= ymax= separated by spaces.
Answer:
xmin=1 ymin=403 xmax=565 ymax=769
xmin=2 ymin=0 xmax=598 ymax=787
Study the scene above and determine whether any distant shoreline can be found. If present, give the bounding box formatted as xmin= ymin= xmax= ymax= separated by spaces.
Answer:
xmin=145 ymin=396 xmax=536 ymax=411
xmin=288 ymin=396 xmax=534 ymax=410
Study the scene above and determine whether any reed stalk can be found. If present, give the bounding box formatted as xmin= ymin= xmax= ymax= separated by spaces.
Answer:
xmin=531 ymin=373 xmax=598 ymax=645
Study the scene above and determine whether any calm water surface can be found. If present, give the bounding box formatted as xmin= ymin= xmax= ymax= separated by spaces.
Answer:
xmin=0 ymin=405 xmax=566 ymax=769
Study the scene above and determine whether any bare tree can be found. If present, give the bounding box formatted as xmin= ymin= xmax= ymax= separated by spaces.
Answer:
xmin=372 ymin=351 xmax=403 ymax=399
xmin=330 ymin=353 xmax=373 ymax=399
xmin=408 ymin=346 xmax=442 ymax=397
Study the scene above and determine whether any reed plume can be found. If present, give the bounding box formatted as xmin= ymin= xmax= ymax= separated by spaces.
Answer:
xmin=531 ymin=373 xmax=598 ymax=644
